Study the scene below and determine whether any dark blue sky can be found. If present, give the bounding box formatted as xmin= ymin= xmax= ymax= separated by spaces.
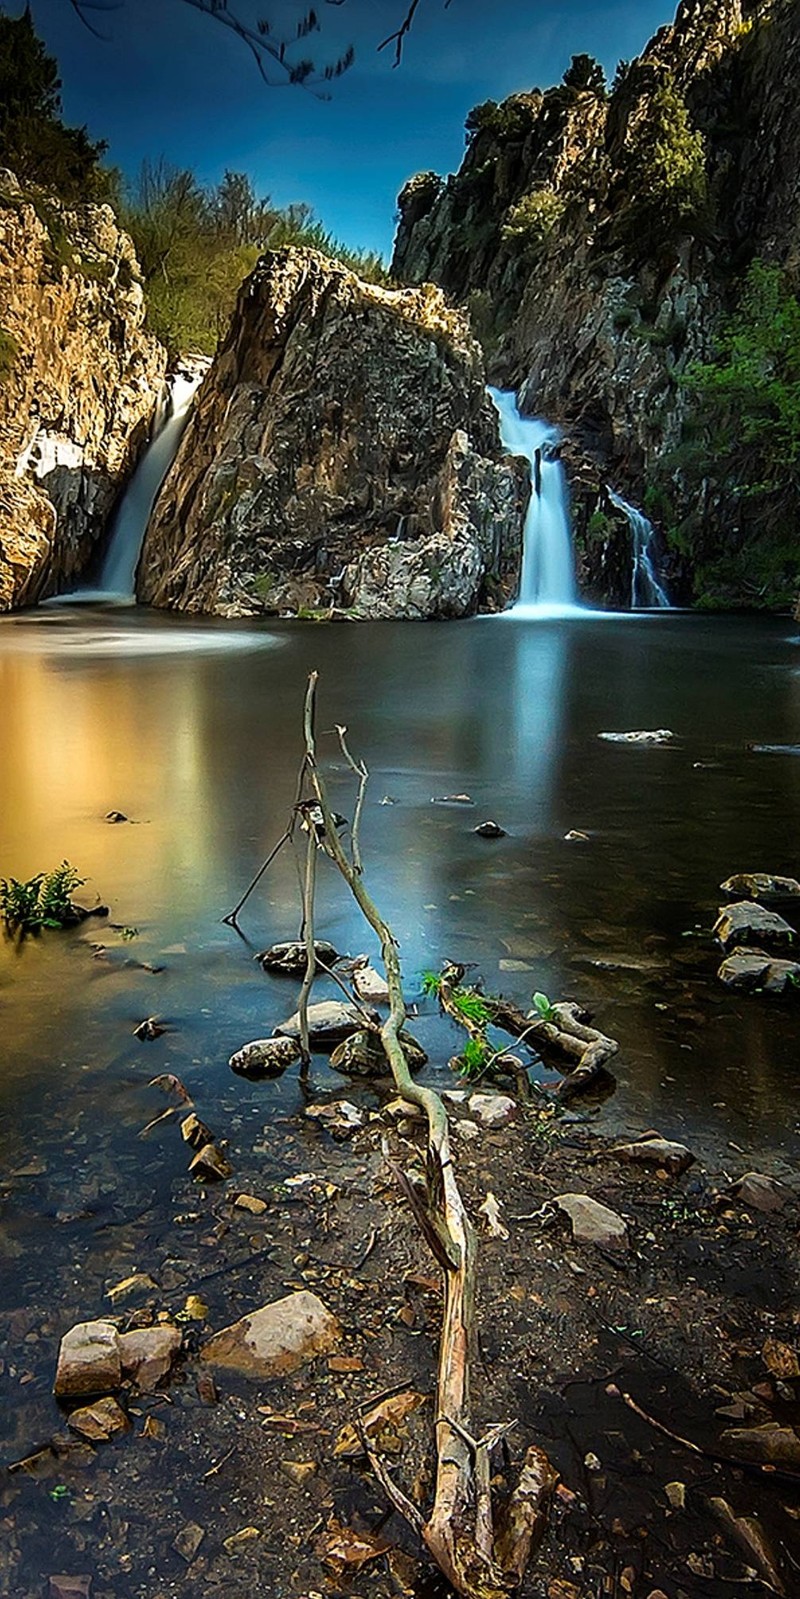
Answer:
xmin=27 ymin=0 xmax=671 ymax=255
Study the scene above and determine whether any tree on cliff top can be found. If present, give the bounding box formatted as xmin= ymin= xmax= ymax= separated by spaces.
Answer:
xmin=0 ymin=5 xmax=110 ymax=199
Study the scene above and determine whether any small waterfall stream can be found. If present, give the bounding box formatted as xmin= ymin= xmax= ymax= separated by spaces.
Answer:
xmin=608 ymin=490 xmax=671 ymax=609
xmin=489 ymin=388 xmax=578 ymax=615
xmin=96 ymin=370 xmax=202 ymax=600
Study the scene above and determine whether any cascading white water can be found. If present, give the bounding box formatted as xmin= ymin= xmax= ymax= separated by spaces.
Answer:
xmin=607 ymin=489 xmax=671 ymax=609
xmin=94 ymin=370 xmax=203 ymax=601
xmin=489 ymin=388 xmax=577 ymax=616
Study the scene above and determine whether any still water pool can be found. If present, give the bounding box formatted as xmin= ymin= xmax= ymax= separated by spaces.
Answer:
xmin=0 ymin=605 xmax=798 ymax=1413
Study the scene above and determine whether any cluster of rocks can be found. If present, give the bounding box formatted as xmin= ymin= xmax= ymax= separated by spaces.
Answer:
xmin=714 ymin=873 xmax=800 ymax=995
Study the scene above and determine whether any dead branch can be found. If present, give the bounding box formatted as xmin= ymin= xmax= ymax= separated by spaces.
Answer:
xmin=301 ymin=671 xmax=556 ymax=1597
xmin=473 ymin=990 xmax=618 ymax=1101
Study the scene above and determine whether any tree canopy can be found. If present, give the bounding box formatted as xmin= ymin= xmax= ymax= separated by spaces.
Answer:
xmin=0 ymin=5 xmax=110 ymax=198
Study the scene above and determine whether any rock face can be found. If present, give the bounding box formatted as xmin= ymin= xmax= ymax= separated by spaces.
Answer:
xmin=137 ymin=249 xmax=529 ymax=618
xmin=0 ymin=173 xmax=166 ymax=608
xmin=391 ymin=0 xmax=800 ymax=611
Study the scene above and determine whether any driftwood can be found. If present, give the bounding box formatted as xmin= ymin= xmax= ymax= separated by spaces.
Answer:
xmin=437 ymin=972 xmax=618 ymax=1101
xmin=298 ymin=673 xmax=556 ymax=1598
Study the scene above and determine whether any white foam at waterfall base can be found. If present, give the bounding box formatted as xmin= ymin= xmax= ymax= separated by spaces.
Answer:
xmin=489 ymin=388 xmax=580 ymax=616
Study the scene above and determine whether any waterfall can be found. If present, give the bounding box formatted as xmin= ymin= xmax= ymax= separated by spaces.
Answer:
xmin=93 ymin=369 xmax=203 ymax=601
xmin=489 ymin=388 xmax=577 ymax=615
xmin=608 ymin=490 xmax=671 ymax=609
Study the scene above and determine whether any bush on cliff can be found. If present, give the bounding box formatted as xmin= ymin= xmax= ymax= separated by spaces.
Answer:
xmin=617 ymin=74 xmax=707 ymax=252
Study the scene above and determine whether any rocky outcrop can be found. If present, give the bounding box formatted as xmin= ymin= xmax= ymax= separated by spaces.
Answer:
xmin=0 ymin=172 xmax=166 ymax=609
xmin=392 ymin=0 xmax=800 ymax=610
xmin=137 ymin=249 xmax=528 ymax=619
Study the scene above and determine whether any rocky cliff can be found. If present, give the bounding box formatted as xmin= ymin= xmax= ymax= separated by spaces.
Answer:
xmin=393 ymin=0 xmax=800 ymax=610
xmin=0 ymin=172 xmax=166 ymax=610
xmin=137 ymin=248 xmax=528 ymax=619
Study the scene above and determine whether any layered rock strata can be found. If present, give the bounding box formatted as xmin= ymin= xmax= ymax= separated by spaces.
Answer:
xmin=137 ymin=248 xmax=528 ymax=619
xmin=0 ymin=173 xmax=166 ymax=609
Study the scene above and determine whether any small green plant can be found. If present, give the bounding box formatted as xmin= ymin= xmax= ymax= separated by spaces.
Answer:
xmin=120 ymin=926 xmax=139 ymax=941
xmin=531 ymin=991 xmax=555 ymax=1021
xmin=450 ymin=988 xmax=492 ymax=1026
xmin=454 ymin=1036 xmax=491 ymax=1080
xmin=421 ymin=969 xmax=443 ymax=997
xmin=1 ymin=860 xmax=85 ymax=934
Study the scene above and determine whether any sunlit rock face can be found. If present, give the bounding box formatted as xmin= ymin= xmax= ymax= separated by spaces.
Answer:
xmin=392 ymin=0 xmax=800 ymax=610
xmin=137 ymin=248 xmax=529 ymax=619
xmin=0 ymin=174 xmax=166 ymax=610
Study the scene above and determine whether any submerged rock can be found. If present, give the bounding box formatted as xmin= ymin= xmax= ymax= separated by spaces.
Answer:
xmin=54 ymin=1319 xmax=121 ymax=1398
xmin=728 ymin=1172 xmax=789 ymax=1213
xmin=713 ymin=902 xmax=796 ymax=953
xmin=200 ymin=1290 xmax=342 ymax=1379
xmin=67 ymin=1395 xmax=129 ymax=1442
xmin=473 ymin=820 xmax=507 ymax=838
xmin=352 ymin=962 xmax=391 ymax=1005
xmin=229 ymin=1036 xmax=301 ymax=1078
xmin=137 ymin=249 xmax=528 ymax=619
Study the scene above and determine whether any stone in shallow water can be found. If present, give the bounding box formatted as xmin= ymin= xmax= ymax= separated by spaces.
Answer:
xmin=67 ymin=1395 xmax=129 ymax=1442
xmin=257 ymin=939 xmax=339 ymax=975
xmin=54 ymin=1319 xmax=121 ymax=1398
xmin=201 ymin=1290 xmax=342 ymax=1379
xmin=229 ymin=1036 xmax=301 ymax=1078
xmin=611 ymin=1135 xmax=694 ymax=1175
xmin=598 ymin=729 xmax=674 ymax=744
xmin=117 ymin=1325 xmax=181 ymax=1391
xmin=713 ymin=901 xmax=796 ymax=952
xmin=352 ymin=963 xmax=390 ymax=1004
xmin=275 ymin=1001 xmax=367 ymax=1048
xmin=468 ymin=1092 xmax=518 ymax=1128
xmin=555 ymin=1193 xmax=628 ymax=1249
xmin=728 ymin=1172 xmax=788 ymax=1213
xmin=720 ymin=872 xmax=800 ymax=901
xmin=717 ymin=946 xmax=800 ymax=994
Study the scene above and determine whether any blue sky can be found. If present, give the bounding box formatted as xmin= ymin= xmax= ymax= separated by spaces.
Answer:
xmin=26 ymin=0 xmax=672 ymax=256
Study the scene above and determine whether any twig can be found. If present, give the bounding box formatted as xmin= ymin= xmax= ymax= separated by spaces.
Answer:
xmin=222 ymin=750 xmax=308 ymax=928
xmin=202 ymin=1444 xmax=236 ymax=1480
xmin=296 ymin=825 xmax=317 ymax=1072
xmin=335 ymin=723 xmax=368 ymax=874
xmin=610 ymin=1386 xmax=800 ymax=1485
xmin=355 ymin=1226 xmax=378 ymax=1269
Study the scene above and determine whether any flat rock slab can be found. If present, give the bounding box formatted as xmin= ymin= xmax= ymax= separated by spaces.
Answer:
xmin=468 ymin=1092 xmax=518 ymax=1128
xmin=275 ymin=1001 xmax=364 ymax=1048
xmin=717 ymin=947 xmax=800 ymax=994
xmin=54 ymin=1319 xmax=121 ymax=1398
xmin=49 ymin=1579 xmax=92 ymax=1599
xmin=257 ymin=940 xmax=338 ymax=975
xmin=714 ymin=901 xmax=796 ymax=953
xmin=612 ymin=1136 xmax=694 ymax=1175
xmin=117 ymin=1325 xmax=181 ymax=1391
xmin=229 ymin=1036 xmax=301 ymax=1078
xmin=720 ymin=872 xmax=800 ymax=901
xmin=556 ymin=1193 xmax=628 ymax=1249
xmin=201 ymin=1290 xmax=342 ymax=1379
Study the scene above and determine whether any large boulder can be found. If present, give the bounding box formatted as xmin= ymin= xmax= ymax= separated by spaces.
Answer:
xmin=137 ymin=249 xmax=529 ymax=619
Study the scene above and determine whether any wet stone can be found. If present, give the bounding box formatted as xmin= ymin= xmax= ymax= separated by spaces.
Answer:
xmin=352 ymin=962 xmax=391 ymax=1004
xmin=54 ymin=1320 xmax=121 ymax=1398
xmin=188 ymin=1142 xmax=232 ymax=1181
xmin=274 ymin=1000 xmax=367 ymax=1048
xmin=720 ymin=872 xmax=800 ymax=901
xmin=173 ymin=1523 xmax=205 ymax=1563
xmin=729 ymin=1172 xmax=789 ymax=1213
xmin=257 ymin=939 xmax=339 ymax=975
xmin=598 ymin=729 xmax=674 ymax=744
xmin=201 ymin=1289 xmax=342 ymax=1379
xmin=717 ymin=946 xmax=800 ymax=994
xmin=713 ymin=901 xmax=796 ymax=953
xmin=468 ymin=1092 xmax=518 ymax=1128
xmin=49 ymin=1579 xmax=92 ymax=1599
xmin=229 ymin=1036 xmax=301 ymax=1078
xmin=473 ymin=820 xmax=507 ymax=838
xmin=611 ymin=1135 xmax=694 ymax=1175
xmin=67 ymin=1395 xmax=129 ymax=1442
xmin=117 ymin=1325 xmax=181 ymax=1391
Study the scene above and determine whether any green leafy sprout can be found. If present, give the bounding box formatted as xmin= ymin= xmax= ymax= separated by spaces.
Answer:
xmin=0 ymin=861 xmax=85 ymax=934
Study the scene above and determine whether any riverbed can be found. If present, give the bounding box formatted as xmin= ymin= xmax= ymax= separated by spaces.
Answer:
xmin=1 ymin=605 xmax=799 ymax=1589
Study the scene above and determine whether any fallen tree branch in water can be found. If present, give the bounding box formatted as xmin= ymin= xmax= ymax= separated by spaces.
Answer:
xmin=299 ymin=670 xmax=557 ymax=1598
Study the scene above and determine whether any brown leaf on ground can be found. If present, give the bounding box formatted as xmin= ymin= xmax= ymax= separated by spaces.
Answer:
xmin=315 ymin=1515 xmax=391 ymax=1572
xmin=333 ymin=1388 xmax=428 ymax=1458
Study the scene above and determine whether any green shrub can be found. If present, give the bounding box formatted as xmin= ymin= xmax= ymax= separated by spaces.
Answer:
xmin=465 ymin=93 xmax=541 ymax=146
xmin=562 ymin=54 xmax=606 ymax=95
xmin=1 ymin=861 xmax=85 ymax=935
xmin=0 ymin=10 xmax=110 ymax=202
xmin=619 ymin=74 xmax=707 ymax=250
xmin=501 ymin=188 xmax=566 ymax=252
